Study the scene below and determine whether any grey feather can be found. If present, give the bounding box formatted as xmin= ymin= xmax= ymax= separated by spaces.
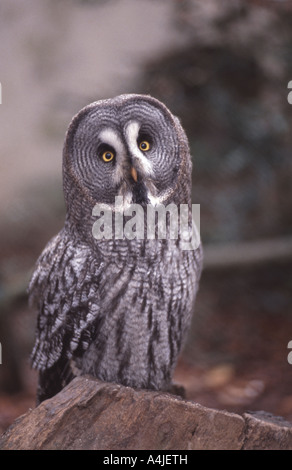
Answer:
xmin=28 ymin=94 xmax=203 ymax=403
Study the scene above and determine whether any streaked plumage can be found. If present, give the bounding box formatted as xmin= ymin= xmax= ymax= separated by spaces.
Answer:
xmin=29 ymin=94 xmax=203 ymax=403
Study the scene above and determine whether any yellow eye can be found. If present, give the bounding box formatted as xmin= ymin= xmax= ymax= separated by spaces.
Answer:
xmin=102 ymin=150 xmax=115 ymax=162
xmin=139 ymin=140 xmax=151 ymax=152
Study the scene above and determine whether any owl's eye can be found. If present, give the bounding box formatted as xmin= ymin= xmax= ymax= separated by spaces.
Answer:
xmin=139 ymin=140 xmax=151 ymax=152
xmin=101 ymin=150 xmax=115 ymax=162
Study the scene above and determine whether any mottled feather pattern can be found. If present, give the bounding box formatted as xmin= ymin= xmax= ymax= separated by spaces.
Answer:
xmin=29 ymin=232 xmax=202 ymax=395
xmin=29 ymin=94 xmax=203 ymax=403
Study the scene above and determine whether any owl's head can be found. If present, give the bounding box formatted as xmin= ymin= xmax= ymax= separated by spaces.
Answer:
xmin=63 ymin=94 xmax=192 ymax=227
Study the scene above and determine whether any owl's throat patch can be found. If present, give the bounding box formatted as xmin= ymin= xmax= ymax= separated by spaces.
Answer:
xmin=131 ymin=180 xmax=149 ymax=205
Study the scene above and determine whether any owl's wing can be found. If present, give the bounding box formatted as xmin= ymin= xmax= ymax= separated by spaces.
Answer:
xmin=28 ymin=228 xmax=103 ymax=374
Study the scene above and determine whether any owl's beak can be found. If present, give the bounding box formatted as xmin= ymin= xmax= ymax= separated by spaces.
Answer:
xmin=130 ymin=167 xmax=138 ymax=183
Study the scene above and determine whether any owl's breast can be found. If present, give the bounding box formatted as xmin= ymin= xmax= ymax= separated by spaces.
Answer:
xmin=80 ymin=238 xmax=201 ymax=390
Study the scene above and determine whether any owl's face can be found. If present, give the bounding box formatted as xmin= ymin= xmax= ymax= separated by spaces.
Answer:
xmin=63 ymin=94 xmax=191 ymax=212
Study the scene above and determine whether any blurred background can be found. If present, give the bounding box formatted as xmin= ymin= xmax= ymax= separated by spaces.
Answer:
xmin=1 ymin=0 xmax=292 ymax=433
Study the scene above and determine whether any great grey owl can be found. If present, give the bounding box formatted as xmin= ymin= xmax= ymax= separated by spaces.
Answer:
xmin=28 ymin=94 xmax=203 ymax=403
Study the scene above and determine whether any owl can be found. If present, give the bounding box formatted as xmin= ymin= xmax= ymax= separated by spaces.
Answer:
xmin=28 ymin=94 xmax=203 ymax=404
